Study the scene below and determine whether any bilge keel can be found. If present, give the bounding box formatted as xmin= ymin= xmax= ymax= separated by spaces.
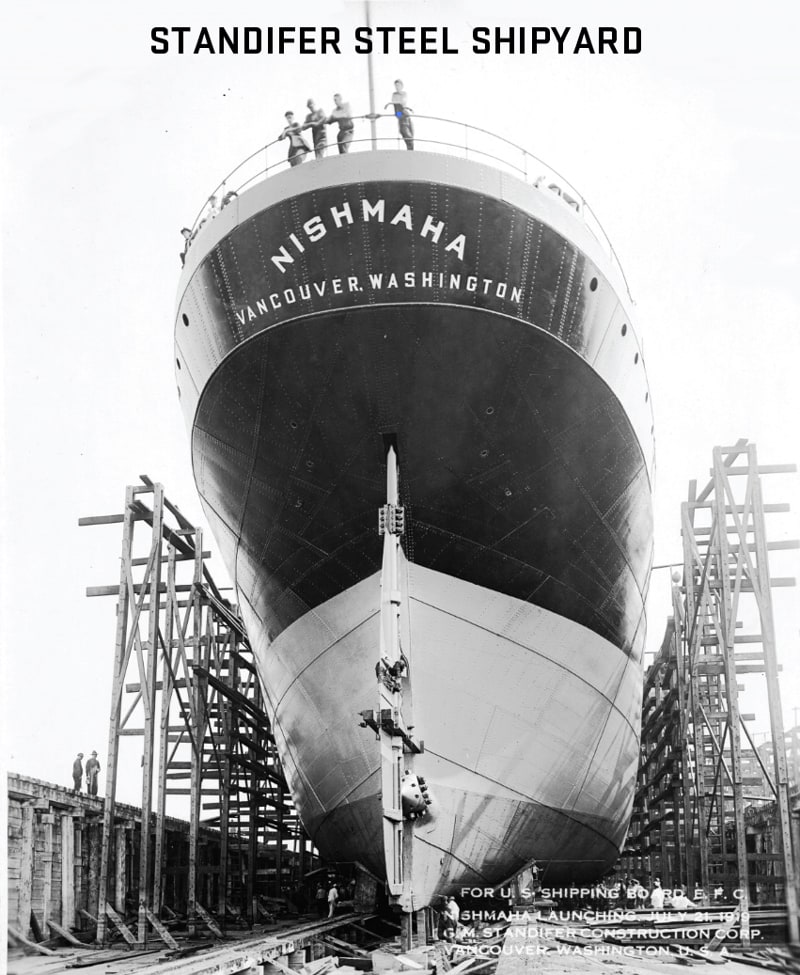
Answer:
xmin=175 ymin=137 xmax=655 ymax=911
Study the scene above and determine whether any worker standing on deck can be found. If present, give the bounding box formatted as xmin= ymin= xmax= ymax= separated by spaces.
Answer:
xmin=279 ymin=111 xmax=311 ymax=167
xmin=385 ymin=80 xmax=414 ymax=149
xmin=86 ymin=751 xmax=101 ymax=796
xmin=326 ymin=94 xmax=354 ymax=154
xmin=327 ymin=879 xmax=339 ymax=917
xmin=302 ymin=99 xmax=328 ymax=159
xmin=315 ymin=882 xmax=327 ymax=916
xmin=72 ymin=753 xmax=84 ymax=792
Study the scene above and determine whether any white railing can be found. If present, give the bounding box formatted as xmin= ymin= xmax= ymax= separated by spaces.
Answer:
xmin=186 ymin=113 xmax=633 ymax=301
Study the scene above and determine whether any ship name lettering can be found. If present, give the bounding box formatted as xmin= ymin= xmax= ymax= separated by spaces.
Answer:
xmin=271 ymin=198 xmax=467 ymax=273
xmin=234 ymin=271 xmax=521 ymax=325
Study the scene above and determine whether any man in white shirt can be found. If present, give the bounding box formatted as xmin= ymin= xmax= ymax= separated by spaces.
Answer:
xmin=327 ymin=881 xmax=339 ymax=918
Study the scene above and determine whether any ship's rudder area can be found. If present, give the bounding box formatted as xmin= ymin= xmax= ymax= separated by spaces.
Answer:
xmin=252 ymin=559 xmax=642 ymax=906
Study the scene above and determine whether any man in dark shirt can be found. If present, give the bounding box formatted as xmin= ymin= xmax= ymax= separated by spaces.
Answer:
xmin=72 ymin=753 xmax=84 ymax=792
xmin=278 ymin=111 xmax=311 ymax=167
xmin=86 ymin=751 xmax=101 ymax=796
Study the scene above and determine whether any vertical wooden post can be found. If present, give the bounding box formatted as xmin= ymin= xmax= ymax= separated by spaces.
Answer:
xmin=749 ymin=446 xmax=799 ymax=944
xmin=42 ymin=814 xmax=54 ymax=933
xmin=188 ymin=533 xmax=204 ymax=935
xmin=97 ymin=485 xmax=135 ymax=943
xmin=153 ymin=543 xmax=177 ymax=918
xmin=247 ymin=795 xmax=258 ymax=923
xmin=400 ymin=912 xmax=412 ymax=952
xmin=218 ymin=641 xmax=231 ymax=917
xmin=114 ymin=825 xmax=127 ymax=916
xmin=713 ymin=447 xmax=750 ymax=944
xmin=87 ymin=821 xmax=101 ymax=923
xmin=414 ymin=908 xmax=426 ymax=946
xmin=138 ymin=483 xmax=165 ymax=944
xmin=61 ymin=814 xmax=75 ymax=928
xmin=73 ymin=820 xmax=84 ymax=924
xmin=16 ymin=803 xmax=35 ymax=936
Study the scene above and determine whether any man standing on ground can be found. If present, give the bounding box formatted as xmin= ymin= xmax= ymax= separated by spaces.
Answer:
xmin=86 ymin=751 xmax=101 ymax=796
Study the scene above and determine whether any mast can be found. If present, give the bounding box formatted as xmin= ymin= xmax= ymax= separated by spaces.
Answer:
xmin=365 ymin=0 xmax=377 ymax=148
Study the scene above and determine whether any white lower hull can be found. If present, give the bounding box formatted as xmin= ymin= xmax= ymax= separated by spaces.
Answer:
xmin=249 ymin=555 xmax=641 ymax=905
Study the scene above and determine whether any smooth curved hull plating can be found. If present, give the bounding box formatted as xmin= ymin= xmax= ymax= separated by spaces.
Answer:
xmin=175 ymin=150 xmax=654 ymax=899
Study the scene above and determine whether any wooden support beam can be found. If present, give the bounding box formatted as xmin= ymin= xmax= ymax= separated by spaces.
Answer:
xmin=7 ymin=926 xmax=58 ymax=956
xmin=16 ymin=802 xmax=35 ymax=936
xmin=105 ymin=902 xmax=137 ymax=946
xmin=144 ymin=907 xmax=179 ymax=948
xmin=47 ymin=919 xmax=83 ymax=947
xmin=61 ymin=813 xmax=76 ymax=929
xmin=195 ymin=901 xmax=224 ymax=938
xmin=114 ymin=825 xmax=127 ymax=919
xmin=41 ymin=814 xmax=54 ymax=934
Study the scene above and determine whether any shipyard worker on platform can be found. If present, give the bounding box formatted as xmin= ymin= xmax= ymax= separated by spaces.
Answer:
xmin=326 ymin=94 xmax=354 ymax=154
xmin=650 ymin=878 xmax=665 ymax=910
xmin=279 ymin=112 xmax=311 ymax=167
xmin=670 ymin=887 xmax=695 ymax=910
xmin=302 ymin=99 xmax=328 ymax=159
xmin=327 ymin=880 xmax=339 ymax=917
xmin=384 ymin=79 xmax=414 ymax=150
xmin=72 ymin=753 xmax=84 ymax=792
xmin=315 ymin=882 xmax=327 ymax=916
xmin=86 ymin=751 xmax=101 ymax=796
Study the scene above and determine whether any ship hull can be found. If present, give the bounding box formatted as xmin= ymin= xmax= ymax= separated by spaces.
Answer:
xmin=175 ymin=150 xmax=655 ymax=899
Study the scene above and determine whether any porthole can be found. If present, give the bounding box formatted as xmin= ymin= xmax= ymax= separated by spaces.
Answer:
xmin=621 ymin=323 xmax=628 ymax=336
xmin=485 ymin=406 xmax=495 ymax=415
xmin=290 ymin=420 xmax=298 ymax=430
xmin=305 ymin=460 xmax=314 ymax=470
xmin=504 ymin=488 xmax=512 ymax=497
xmin=590 ymin=277 xmax=598 ymax=292
xmin=480 ymin=449 xmax=489 ymax=458
xmin=182 ymin=313 xmax=189 ymax=327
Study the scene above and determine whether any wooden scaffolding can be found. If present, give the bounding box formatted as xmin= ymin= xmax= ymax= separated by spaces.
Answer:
xmin=80 ymin=477 xmax=316 ymax=946
xmin=622 ymin=441 xmax=799 ymax=945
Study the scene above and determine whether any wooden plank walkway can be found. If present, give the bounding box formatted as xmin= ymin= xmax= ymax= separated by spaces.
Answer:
xmin=6 ymin=912 xmax=370 ymax=975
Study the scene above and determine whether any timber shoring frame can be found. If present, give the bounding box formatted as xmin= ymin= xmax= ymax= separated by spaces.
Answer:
xmin=80 ymin=477 xmax=316 ymax=946
xmin=622 ymin=441 xmax=799 ymax=946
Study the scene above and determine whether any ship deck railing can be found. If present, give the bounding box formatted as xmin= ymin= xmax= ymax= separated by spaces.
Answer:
xmin=187 ymin=113 xmax=633 ymax=301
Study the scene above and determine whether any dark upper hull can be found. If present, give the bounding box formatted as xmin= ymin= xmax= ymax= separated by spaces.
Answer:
xmin=176 ymin=152 xmax=654 ymax=660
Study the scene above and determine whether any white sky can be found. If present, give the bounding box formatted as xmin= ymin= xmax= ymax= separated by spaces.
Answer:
xmin=2 ymin=0 xmax=799 ymax=809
